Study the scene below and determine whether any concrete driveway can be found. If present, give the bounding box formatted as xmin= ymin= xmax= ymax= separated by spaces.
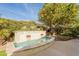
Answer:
xmin=12 ymin=39 xmax=79 ymax=56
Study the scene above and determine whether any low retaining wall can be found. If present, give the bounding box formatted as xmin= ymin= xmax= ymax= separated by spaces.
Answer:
xmin=6 ymin=36 xmax=55 ymax=56
xmin=14 ymin=37 xmax=55 ymax=52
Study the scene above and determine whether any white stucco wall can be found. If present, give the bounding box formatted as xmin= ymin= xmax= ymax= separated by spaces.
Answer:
xmin=14 ymin=31 xmax=46 ymax=43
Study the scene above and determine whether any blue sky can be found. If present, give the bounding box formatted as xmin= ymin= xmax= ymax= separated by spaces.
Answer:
xmin=0 ymin=3 xmax=43 ymax=21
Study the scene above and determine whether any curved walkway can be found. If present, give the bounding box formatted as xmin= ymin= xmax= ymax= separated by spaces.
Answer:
xmin=12 ymin=39 xmax=79 ymax=56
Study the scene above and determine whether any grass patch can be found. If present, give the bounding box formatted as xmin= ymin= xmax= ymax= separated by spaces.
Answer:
xmin=0 ymin=51 xmax=7 ymax=56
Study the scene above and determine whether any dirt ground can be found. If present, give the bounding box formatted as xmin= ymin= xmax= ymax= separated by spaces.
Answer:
xmin=0 ymin=45 xmax=5 ymax=51
xmin=12 ymin=39 xmax=79 ymax=56
xmin=0 ymin=40 xmax=5 ymax=51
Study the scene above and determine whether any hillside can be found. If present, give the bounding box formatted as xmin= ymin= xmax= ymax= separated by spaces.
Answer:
xmin=0 ymin=18 xmax=43 ymax=42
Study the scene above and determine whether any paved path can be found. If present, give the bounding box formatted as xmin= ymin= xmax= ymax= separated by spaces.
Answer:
xmin=13 ymin=39 xmax=79 ymax=56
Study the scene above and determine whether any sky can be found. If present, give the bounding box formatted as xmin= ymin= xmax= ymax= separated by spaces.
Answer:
xmin=0 ymin=3 xmax=43 ymax=21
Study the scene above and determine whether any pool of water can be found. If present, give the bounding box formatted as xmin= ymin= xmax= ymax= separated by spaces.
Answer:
xmin=13 ymin=36 xmax=52 ymax=49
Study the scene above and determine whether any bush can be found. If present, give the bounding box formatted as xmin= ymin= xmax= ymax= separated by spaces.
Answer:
xmin=60 ymin=24 xmax=79 ymax=37
xmin=0 ymin=29 xmax=10 ymax=40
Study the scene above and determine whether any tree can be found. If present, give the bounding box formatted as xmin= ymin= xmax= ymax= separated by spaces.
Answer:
xmin=39 ymin=3 xmax=78 ymax=34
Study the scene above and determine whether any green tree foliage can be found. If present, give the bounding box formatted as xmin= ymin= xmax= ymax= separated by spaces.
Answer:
xmin=0 ymin=18 xmax=40 ymax=41
xmin=61 ymin=22 xmax=79 ymax=37
xmin=39 ymin=3 xmax=78 ymax=35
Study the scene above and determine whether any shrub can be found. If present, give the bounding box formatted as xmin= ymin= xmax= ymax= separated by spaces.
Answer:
xmin=0 ymin=29 xmax=10 ymax=40
xmin=60 ymin=24 xmax=79 ymax=37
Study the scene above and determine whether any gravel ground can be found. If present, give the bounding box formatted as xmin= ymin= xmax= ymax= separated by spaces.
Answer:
xmin=12 ymin=39 xmax=79 ymax=56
